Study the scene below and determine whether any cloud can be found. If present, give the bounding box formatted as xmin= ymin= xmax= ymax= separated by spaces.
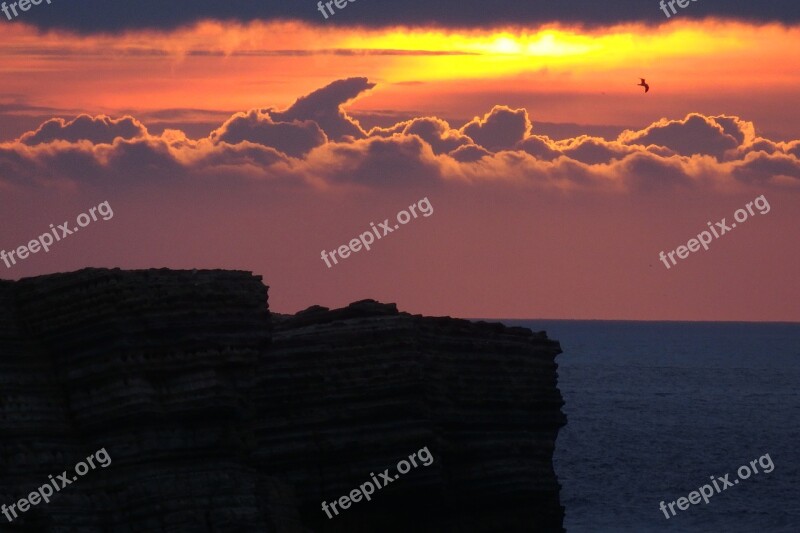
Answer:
xmin=557 ymin=136 xmax=639 ymax=165
xmin=266 ymin=77 xmax=374 ymax=142
xmin=194 ymin=141 xmax=288 ymax=170
xmin=2 ymin=79 xmax=798 ymax=193
xmin=711 ymin=115 xmax=756 ymax=146
xmin=448 ymin=144 xmax=492 ymax=163
xmin=17 ymin=1 xmax=800 ymax=33
xmin=517 ymin=136 xmax=562 ymax=161
xmin=732 ymin=151 xmax=800 ymax=185
xmin=370 ymin=117 xmax=471 ymax=154
xmin=210 ymin=110 xmax=326 ymax=158
xmin=615 ymin=151 xmax=695 ymax=192
xmin=19 ymin=115 xmax=147 ymax=146
xmin=460 ymin=106 xmax=532 ymax=152
xmin=618 ymin=113 xmax=744 ymax=160
xmin=303 ymin=135 xmax=442 ymax=187
xmin=784 ymin=140 xmax=800 ymax=159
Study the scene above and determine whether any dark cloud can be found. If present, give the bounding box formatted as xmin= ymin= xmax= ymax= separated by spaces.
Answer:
xmin=739 ymin=138 xmax=780 ymax=156
xmin=0 ymin=145 xmax=38 ymax=186
xmin=711 ymin=115 xmax=754 ymax=146
xmin=367 ymin=122 xmax=407 ymax=137
xmin=210 ymin=110 xmax=327 ymax=158
xmin=448 ymin=144 xmax=492 ymax=163
xmin=266 ymin=77 xmax=374 ymax=142
xmin=785 ymin=141 xmax=800 ymax=159
xmin=20 ymin=115 xmax=147 ymax=146
xmin=732 ymin=152 xmax=800 ymax=184
xmin=195 ymin=141 xmax=288 ymax=170
xmin=618 ymin=114 xmax=743 ymax=160
xmin=517 ymin=136 xmax=562 ymax=161
xmin=311 ymin=135 xmax=441 ymax=186
xmin=101 ymin=138 xmax=187 ymax=182
xmin=370 ymin=117 xmax=471 ymax=154
xmin=15 ymin=0 xmax=800 ymax=33
xmin=558 ymin=136 xmax=637 ymax=165
xmin=461 ymin=106 xmax=531 ymax=152
xmin=617 ymin=152 xmax=694 ymax=192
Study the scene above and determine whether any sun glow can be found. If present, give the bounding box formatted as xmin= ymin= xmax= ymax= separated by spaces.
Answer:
xmin=335 ymin=22 xmax=769 ymax=82
xmin=1 ymin=19 xmax=799 ymax=113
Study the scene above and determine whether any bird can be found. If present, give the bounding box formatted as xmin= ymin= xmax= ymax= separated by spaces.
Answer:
xmin=637 ymin=78 xmax=650 ymax=93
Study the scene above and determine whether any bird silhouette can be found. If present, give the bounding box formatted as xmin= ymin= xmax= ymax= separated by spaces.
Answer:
xmin=637 ymin=78 xmax=650 ymax=93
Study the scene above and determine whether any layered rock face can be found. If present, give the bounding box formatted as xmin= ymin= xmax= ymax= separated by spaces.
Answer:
xmin=0 ymin=268 xmax=565 ymax=532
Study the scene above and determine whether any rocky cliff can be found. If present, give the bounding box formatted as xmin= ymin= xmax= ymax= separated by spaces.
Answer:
xmin=0 ymin=268 xmax=565 ymax=532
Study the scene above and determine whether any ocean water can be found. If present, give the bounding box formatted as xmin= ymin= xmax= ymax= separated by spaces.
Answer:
xmin=502 ymin=320 xmax=800 ymax=533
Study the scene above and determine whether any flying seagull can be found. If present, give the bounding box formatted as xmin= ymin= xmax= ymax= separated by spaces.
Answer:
xmin=637 ymin=78 xmax=650 ymax=93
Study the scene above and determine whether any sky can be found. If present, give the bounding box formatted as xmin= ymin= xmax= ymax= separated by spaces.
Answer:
xmin=0 ymin=1 xmax=798 ymax=321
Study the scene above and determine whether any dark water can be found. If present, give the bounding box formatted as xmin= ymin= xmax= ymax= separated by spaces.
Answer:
xmin=502 ymin=320 xmax=800 ymax=533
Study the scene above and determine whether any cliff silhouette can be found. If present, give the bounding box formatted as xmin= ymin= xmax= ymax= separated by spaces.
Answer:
xmin=0 ymin=268 xmax=565 ymax=532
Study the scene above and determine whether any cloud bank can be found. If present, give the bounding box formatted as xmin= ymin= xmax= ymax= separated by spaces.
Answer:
xmin=1 ymin=78 xmax=798 ymax=191
xmin=17 ymin=0 xmax=800 ymax=33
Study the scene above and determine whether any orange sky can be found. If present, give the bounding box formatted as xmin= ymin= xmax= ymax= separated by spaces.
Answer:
xmin=2 ymin=19 xmax=800 ymax=137
xmin=1 ymin=17 xmax=798 ymax=321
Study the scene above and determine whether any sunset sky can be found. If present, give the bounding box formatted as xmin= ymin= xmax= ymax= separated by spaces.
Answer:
xmin=1 ymin=1 xmax=798 ymax=321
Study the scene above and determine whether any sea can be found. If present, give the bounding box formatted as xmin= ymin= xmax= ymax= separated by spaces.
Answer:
xmin=501 ymin=320 xmax=800 ymax=533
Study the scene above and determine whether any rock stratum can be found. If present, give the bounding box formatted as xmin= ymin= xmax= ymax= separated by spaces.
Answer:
xmin=0 ymin=268 xmax=565 ymax=532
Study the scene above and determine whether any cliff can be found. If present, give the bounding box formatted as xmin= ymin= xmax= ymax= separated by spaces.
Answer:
xmin=0 ymin=268 xmax=565 ymax=532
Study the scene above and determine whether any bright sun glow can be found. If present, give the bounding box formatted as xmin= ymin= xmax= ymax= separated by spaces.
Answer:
xmin=335 ymin=23 xmax=759 ymax=81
